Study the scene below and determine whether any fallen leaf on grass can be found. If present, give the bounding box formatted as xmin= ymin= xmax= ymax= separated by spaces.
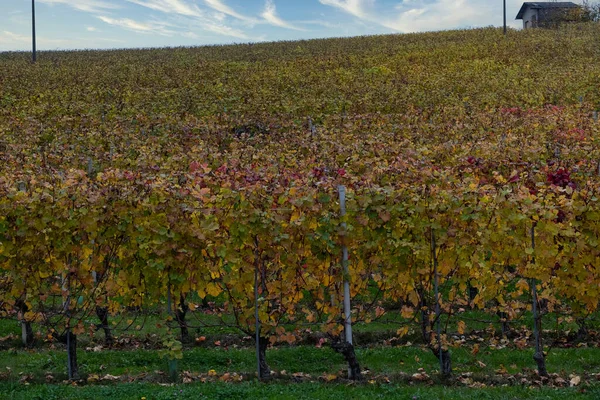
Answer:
xmin=411 ymin=371 xmax=430 ymax=381
xmin=292 ymin=372 xmax=311 ymax=379
xmin=182 ymin=371 xmax=195 ymax=384
xmin=470 ymin=381 xmax=487 ymax=388
xmin=321 ymin=373 xmax=338 ymax=382
xmin=459 ymin=376 xmax=473 ymax=385
xmin=495 ymin=365 xmax=508 ymax=374
xmin=554 ymin=376 xmax=567 ymax=386
xmin=570 ymin=375 xmax=581 ymax=387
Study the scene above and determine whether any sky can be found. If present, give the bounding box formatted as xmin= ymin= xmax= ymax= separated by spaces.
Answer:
xmin=0 ymin=0 xmax=589 ymax=51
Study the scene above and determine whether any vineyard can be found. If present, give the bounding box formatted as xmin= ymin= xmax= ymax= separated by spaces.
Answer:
xmin=2 ymin=24 xmax=600 ymax=396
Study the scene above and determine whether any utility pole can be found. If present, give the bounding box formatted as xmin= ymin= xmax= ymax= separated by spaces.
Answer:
xmin=503 ymin=0 xmax=507 ymax=35
xmin=32 ymin=0 xmax=37 ymax=63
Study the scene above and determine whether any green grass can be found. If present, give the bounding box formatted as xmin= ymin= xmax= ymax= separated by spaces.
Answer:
xmin=3 ymin=308 xmax=600 ymax=400
xmin=0 ymin=318 xmax=18 ymax=338
xmin=0 ymin=381 xmax=598 ymax=400
xmin=2 ymin=344 xmax=600 ymax=382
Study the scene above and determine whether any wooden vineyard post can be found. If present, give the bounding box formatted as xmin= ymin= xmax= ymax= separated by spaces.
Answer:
xmin=16 ymin=183 xmax=34 ymax=348
xmin=432 ymin=229 xmax=442 ymax=374
xmin=254 ymin=253 xmax=262 ymax=380
xmin=253 ymin=238 xmax=271 ymax=379
xmin=308 ymin=117 xmax=316 ymax=137
xmin=431 ymin=228 xmax=450 ymax=376
xmin=529 ymin=225 xmax=548 ymax=376
xmin=166 ymin=286 xmax=179 ymax=382
xmin=88 ymin=158 xmax=113 ymax=344
xmin=63 ymin=269 xmax=79 ymax=380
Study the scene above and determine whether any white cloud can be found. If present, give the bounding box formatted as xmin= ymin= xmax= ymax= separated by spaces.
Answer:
xmin=36 ymin=0 xmax=119 ymax=13
xmin=181 ymin=31 xmax=200 ymax=39
xmin=0 ymin=30 xmax=29 ymax=44
xmin=3 ymin=0 xmax=548 ymax=51
xmin=318 ymin=0 xmax=372 ymax=19
xmin=125 ymin=0 xmax=204 ymax=18
xmin=203 ymin=23 xmax=251 ymax=39
xmin=297 ymin=19 xmax=342 ymax=29
xmin=213 ymin=12 xmax=227 ymax=22
xmin=124 ymin=0 xmax=252 ymax=39
xmin=318 ymin=0 xmax=523 ymax=33
xmin=204 ymin=0 xmax=256 ymax=22
xmin=0 ymin=30 xmax=121 ymax=51
xmin=98 ymin=16 xmax=176 ymax=36
xmin=0 ymin=30 xmax=72 ymax=46
xmin=383 ymin=0 xmax=488 ymax=32
xmin=261 ymin=0 xmax=303 ymax=31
